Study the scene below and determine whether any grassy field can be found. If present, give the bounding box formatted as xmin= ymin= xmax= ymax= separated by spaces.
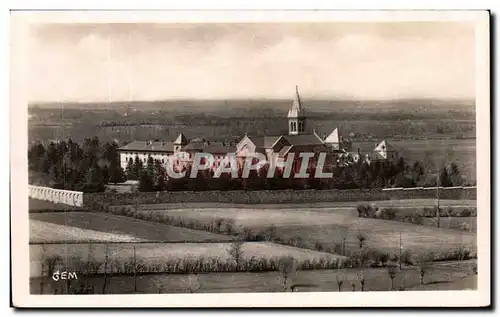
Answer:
xmin=30 ymin=212 xmax=233 ymax=243
xmin=30 ymin=259 xmax=476 ymax=294
xmin=142 ymin=206 xmax=476 ymax=256
xmin=30 ymin=242 xmax=343 ymax=277
xmin=422 ymin=217 xmax=476 ymax=232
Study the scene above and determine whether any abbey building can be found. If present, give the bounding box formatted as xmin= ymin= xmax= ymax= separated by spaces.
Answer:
xmin=117 ymin=86 xmax=398 ymax=172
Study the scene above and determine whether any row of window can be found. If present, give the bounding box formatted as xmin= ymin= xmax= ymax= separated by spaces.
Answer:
xmin=289 ymin=121 xmax=304 ymax=132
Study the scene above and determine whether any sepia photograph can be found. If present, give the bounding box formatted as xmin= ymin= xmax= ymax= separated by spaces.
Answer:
xmin=10 ymin=10 xmax=490 ymax=307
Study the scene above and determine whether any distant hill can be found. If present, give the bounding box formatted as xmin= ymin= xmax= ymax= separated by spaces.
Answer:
xmin=29 ymin=98 xmax=475 ymax=115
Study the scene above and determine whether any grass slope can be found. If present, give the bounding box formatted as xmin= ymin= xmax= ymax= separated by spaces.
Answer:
xmin=146 ymin=206 xmax=476 ymax=256
xmin=30 ymin=212 xmax=233 ymax=243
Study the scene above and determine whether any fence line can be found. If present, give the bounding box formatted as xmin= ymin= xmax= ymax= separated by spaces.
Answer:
xmin=28 ymin=185 xmax=83 ymax=207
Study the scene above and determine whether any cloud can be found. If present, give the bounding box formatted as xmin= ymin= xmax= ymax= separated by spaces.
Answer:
xmin=27 ymin=22 xmax=475 ymax=102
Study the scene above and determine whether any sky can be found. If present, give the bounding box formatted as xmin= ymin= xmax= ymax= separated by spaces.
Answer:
xmin=27 ymin=22 xmax=476 ymax=102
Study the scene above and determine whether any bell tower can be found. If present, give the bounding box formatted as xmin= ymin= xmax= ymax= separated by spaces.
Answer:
xmin=287 ymin=85 xmax=306 ymax=135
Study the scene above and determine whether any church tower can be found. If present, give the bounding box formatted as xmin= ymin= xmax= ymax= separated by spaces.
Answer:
xmin=287 ymin=85 xmax=306 ymax=135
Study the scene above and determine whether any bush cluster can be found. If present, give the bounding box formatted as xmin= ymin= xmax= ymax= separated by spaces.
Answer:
xmin=356 ymin=204 xmax=397 ymax=221
xmin=422 ymin=207 xmax=476 ymax=218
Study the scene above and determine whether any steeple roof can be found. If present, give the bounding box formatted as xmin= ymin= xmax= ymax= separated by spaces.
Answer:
xmin=287 ymin=85 xmax=306 ymax=118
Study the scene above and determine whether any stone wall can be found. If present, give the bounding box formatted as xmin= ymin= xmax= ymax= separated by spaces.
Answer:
xmin=82 ymin=186 xmax=476 ymax=207
xmin=28 ymin=185 xmax=84 ymax=207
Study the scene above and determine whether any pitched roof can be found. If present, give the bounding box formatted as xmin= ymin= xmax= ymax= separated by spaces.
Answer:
xmin=350 ymin=140 xmax=398 ymax=160
xmin=324 ymin=128 xmax=340 ymax=144
xmin=174 ymin=132 xmax=188 ymax=145
xmin=245 ymin=135 xmax=281 ymax=148
xmin=118 ymin=141 xmax=174 ymax=152
xmin=183 ymin=141 xmax=236 ymax=154
xmin=282 ymin=133 xmax=324 ymax=146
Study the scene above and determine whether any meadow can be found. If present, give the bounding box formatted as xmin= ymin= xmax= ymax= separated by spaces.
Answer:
xmin=109 ymin=202 xmax=476 ymax=259
xmin=29 ymin=212 xmax=232 ymax=243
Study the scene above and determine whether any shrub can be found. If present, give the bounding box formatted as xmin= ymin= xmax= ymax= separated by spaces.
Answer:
xmin=453 ymin=244 xmax=471 ymax=261
xmin=356 ymin=204 xmax=378 ymax=218
xmin=314 ymin=241 xmax=324 ymax=251
xmin=381 ymin=208 xmax=397 ymax=220
xmin=459 ymin=208 xmax=472 ymax=217
xmin=409 ymin=213 xmax=424 ymax=225
xmin=44 ymin=255 xmax=62 ymax=275
xmin=224 ymin=219 xmax=236 ymax=235
xmin=214 ymin=218 xmax=225 ymax=233
xmin=422 ymin=207 xmax=437 ymax=217
xmin=261 ymin=225 xmax=277 ymax=241
xmin=400 ymin=249 xmax=413 ymax=266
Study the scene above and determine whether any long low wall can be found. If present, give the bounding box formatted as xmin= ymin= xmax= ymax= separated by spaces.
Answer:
xmin=28 ymin=185 xmax=84 ymax=207
xmin=83 ymin=186 xmax=476 ymax=207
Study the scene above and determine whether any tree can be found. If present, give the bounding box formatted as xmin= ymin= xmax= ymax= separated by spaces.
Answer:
xmin=387 ymin=263 xmax=398 ymax=290
xmin=228 ymin=240 xmax=245 ymax=272
xmin=126 ymin=158 xmax=135 ymax=179
xmin=336 ymin=275 xmax=344 ymax=292
xmin=156 ymin=174 xmax=167 ymax=191
xmin=109 ymin=162 xmax=126 ymax=184
xmin=81 ymin=163 xmax=106 ymax=193
xmin=133 ymin=156 xmax=144 ymax=180
xmin=410 ymin=160 xmax=425 ymax=185
xmin=439 ymin=166 xmax=453 ymax=187
xmin=356 ymin=232 xmax=367 ymax=249
xmin=225 ymin=218 xmax=236 ymax=235
xmin=278 ymin=256 xmax=297 ymax=292
xmin=356 ymin=232 xmax=367 ymax=292
xmin=412 ymin=252 xmax=434 ymax=285
xmin=448 ymin=162 xmax=463 ymax=186
xmin=146 ymin=155 xmax=155 ymax=176
xmin=138 ymin=170 xmax=155 ymax=192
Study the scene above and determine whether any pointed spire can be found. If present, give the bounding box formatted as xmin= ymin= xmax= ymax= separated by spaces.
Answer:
xmin=293 ymin=85 xmax=302 ymax=110
xmin=288 ymin=85 xmax=305 ymax=119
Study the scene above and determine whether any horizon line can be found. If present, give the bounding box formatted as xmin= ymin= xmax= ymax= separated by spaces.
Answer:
xmin=28 ymin=97 xmax=476 ymax=106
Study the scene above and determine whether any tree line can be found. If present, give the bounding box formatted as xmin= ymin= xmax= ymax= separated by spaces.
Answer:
xmin=28 ymin=137 xmax=125 ymax=192
xmin=28 ymin=137 xmax=468 ymax=193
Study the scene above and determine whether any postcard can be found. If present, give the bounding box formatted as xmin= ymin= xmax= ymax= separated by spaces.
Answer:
xmin=10 ymin=9 xmax=490 ymax=308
